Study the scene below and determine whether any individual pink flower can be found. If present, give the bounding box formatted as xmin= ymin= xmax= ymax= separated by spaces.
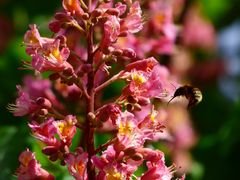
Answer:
xmin=62 ymin=0 xmax=84 ymax=16
xmin=95 ymin=103 xmax=122 ymax=124
xmin=100 ymin=15 xmax=120 ymax=50
xmin=53 ymin=115 xmax=77 ymax=145
xmin=8 ymin=86 xmax=37 ymax=116
xmin=31 ymin=39 xmax=71 ymax=72
xmin=29 ymin=118 xmax=60 ymax=147
xmin=120 ymin=1 xmax=143 ymax=34
xmin=115 ymin=111 xmax=145 ymax=149
xmin=120 ymin=59 xmax=177 ymax=102
xmin=16 ymin=149 xmax=54 ymax=180
xmin=92 ymin=145 xmax=139 ymax=179
xmin=65 ymin=148 xmax=88 ymax=180
xmin=182 ymin=6 xmax=216 ymax=49
xmin=140 ymin=150 xmax=174 ymax=180
xmin=24 ymin=25 xmax=71 ymax=72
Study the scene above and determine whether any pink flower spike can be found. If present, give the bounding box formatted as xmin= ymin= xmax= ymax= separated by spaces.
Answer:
xmin=16 ymin=149 xmax=54 ymax=180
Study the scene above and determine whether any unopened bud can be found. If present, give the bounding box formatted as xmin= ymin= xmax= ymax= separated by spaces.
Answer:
xmin=82 ymin=13 xmax=89 ymax=20
xmin=36 ymin=97 xmax=52 ymax=109
xmin=134 ymin=103 xmax=142 ymax=111
xmin=126 ymin=104 xmax=134 ymax=112
xmin=91 ymin=9 xmax=102 ymax=17
xmin=49 ymin=153 xmax=58 ymax=162
xmin=38 ymin=108 xmax=48 ymax=116
xmin=63 ymin=67 xmax=74 ymax=77
xmin=131 ymin=153 xmax=143 ymax=161
xmin=124 ymin=147 xmax=136 ymax=156
xmin=106 ymin=8 xmax=120 ymax=16
xmin=87 ymin=112 xmax=96 ymax=121
xmin=122 ymin=48 xmax=136 ymax=58
xmin=119 ymin=31 xmax=128 ymax=37
xmin=42 ymin=146 xmax=58 ymax=155
xmin=98 ymin=16 xmax=109 ymax=24
xmin=104 ymin=0 xmax=111 ymax=3
xmin=138 ymin=97 xmax=150 ymax=106
xmin=127 ymin=95 xmax=137 ymax=104
xmin=60 ymin=159 xmax=66 ymax=166
xmin=56 ymin=35 xmax=67 ymax=46
xmin=55 ymin=12 xmax=69 ymax=21
xmin=49 ymin=73 xmax=60 ymax=81
xmin=112 ymin=49 xmax=123 ymax=56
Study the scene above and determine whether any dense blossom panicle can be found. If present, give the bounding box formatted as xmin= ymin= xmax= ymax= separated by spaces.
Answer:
xmin=16 ymin=149 xmax=54 ymax=180
xmin=12 ymin=0 xmax=199 ymax=179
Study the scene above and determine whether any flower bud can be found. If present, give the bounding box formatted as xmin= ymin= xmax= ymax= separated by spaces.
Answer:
xmin=91 ymin=9 xmax=102 ymax=18
xmin=131 ymin=153 xmax=143 ymax=161
xmin=137 ymin=97 xmax=150 ymax=106
xmin=87 ymin=112 xmax=96 ymax=121
xmin=134 ymin=103 xmax=142 ymax=111
xmin=112 ymin=49 xmax=123 ymax=56
xmin=119 ymin=31 xmax=128 ymax=37
xmin=49 ymin=73 xmax=60 ymax=81
xmin=60 ymin=159 xmax=66 ymax=166
xmin=63 ymin=67 xmax=74 ymax=77
xmin=49 ymin=153 xmax=58 ymax=162
xmin=127 ymin=95 xmax=137 ymax=104
xmin=122 ymin=48 xmax=136 ymax=58
xmin=42 ymin=146 xmax=58 ymax=155
xmin=82 ymin=13 xmax=89 ymax=20
xmin=38 ymin=108 xmax=48 ymax=116
xmin=55 ymin=12 xmax=70 ymax=21
xmin=106 ymin=8 xmax=120 ymax=16
xmin=126 ymin=104 xmax=134 ymax=112
xmin=124 ymin=147 xmax=136 ymax=156
xmin=36 ymin=97 xmax=52 ymax=109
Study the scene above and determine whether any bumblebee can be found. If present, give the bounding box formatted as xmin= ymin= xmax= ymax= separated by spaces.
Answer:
xmin=168 ymin=85 xmax=202 ymax=109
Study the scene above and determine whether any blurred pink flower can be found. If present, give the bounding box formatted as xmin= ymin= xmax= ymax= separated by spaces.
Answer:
xmin=16 ymin=149 xmax=54 ymax=180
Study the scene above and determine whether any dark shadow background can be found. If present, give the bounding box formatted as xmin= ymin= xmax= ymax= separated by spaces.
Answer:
xmin=0 ymin=0 xmax=240 ymax=179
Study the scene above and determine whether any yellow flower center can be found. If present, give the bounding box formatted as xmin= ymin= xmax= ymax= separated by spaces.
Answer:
xmin=75 ymin=161 xmax=85 ymax=175
xmin=132 ymin=73 xmax=146 ymax=85
xmin=118 ymin=121 xmax=133 ymax=136
xmin=106 ymin=169 xmax=122 ymax=180
xmin=51 ymin=48 xmax=62 ymax=62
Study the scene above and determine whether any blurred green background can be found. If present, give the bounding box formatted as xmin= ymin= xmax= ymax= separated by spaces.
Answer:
xmin=0 ymin=0 xmax=240 ymax=179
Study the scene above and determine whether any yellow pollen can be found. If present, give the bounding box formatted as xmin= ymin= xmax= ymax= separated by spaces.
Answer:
xmin=52 ymin=48 xmax=61 ymax=61
xmin=106 ymin=169 xmax=122 ymax=180
xmin=132 ymin=73 xmax=146 ymax=85
xmin=155 ymin=13 xmax=165 ymax=24
xmin=118 ymin=121 xmax=133 ymax=136
xmin=75 ymin=162 xmax=85 ymax=175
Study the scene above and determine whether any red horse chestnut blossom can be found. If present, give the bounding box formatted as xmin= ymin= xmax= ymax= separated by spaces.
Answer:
xmin=9 ymin=0 xmax=203 ymax=179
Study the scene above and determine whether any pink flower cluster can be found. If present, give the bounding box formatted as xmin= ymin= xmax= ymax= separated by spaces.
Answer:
xmin=8 ymin=0 xmax=205 ymax=179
